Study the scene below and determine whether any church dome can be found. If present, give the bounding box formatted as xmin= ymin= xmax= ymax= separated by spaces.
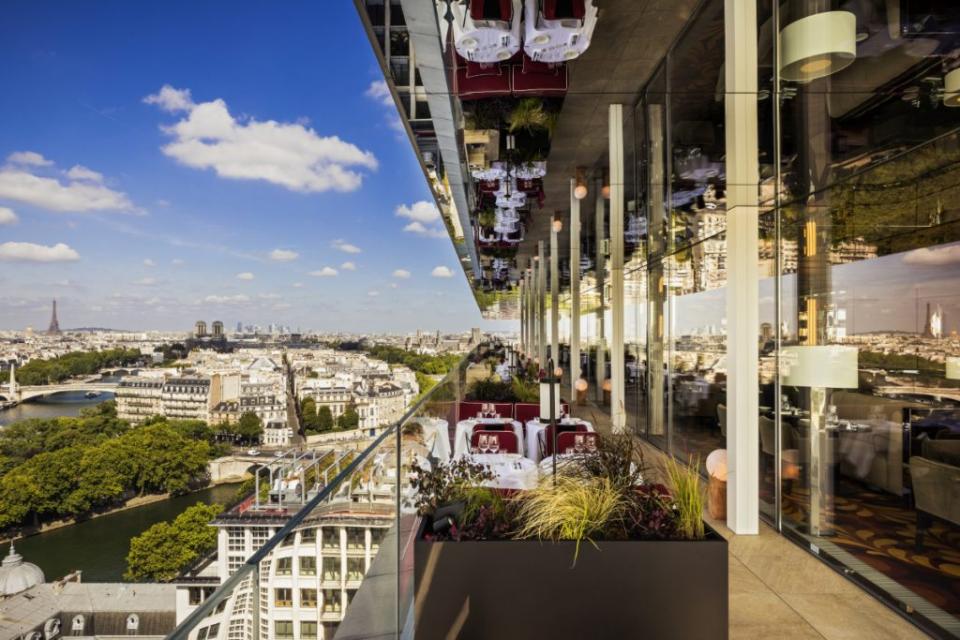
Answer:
xmin=0 ymin=543 xmax=44 ymax=597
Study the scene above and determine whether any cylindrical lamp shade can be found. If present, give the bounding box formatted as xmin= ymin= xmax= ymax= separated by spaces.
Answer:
xmin=780 ymin=345 xmax=859 ymax=389
xmin=780 ymin=11 xmax=856 ymax=83
xmin=947 ymin=356 xmax=960 ymax=380
xmin=575 ymin=378 xmax=588 ymax=392
xmin=539 ymin=381 xmax=562 ymax=418
xmin=945 ymin=69 xmax=960 ymax=108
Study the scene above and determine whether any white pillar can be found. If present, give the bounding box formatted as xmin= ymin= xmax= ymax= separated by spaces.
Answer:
xmin=526 ymin=266 xmax=534 ymax=357
xmin=537 ymin=242 xmax=547 ymax=367
xmin=519 ymin=275 xmax=526 ymax=356
xmin=595 ymin=179 xmax=606 ymax=402
xmin=550 ymin=219 xmax=560 ymax=369
xmin=569 ymin=179 xmax=581 ymax=400
xmin=724 ymin=0 xmax=760 ymax=534
xmin=609 ymin=104 xmax=626 ymax=433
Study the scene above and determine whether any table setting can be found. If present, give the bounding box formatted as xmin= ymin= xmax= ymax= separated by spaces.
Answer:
xmin=454 ymin=417 xmax=525 ymax=458
xmin=524 ymin=417 xmax=594 ymax=462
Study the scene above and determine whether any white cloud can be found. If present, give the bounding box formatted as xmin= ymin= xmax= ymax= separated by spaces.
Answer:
xmin=269 ymin=248 xmax=299 ymax=262
xmin=273 ymin=302 xmax=292 ymax=311
xmin=340 ymin=261 xmax=356 ymax=271
xmin=236 ymin=272 xmax=255 ymax=280
xmin=171 ymin=258 xmax=185 ymax=266
xmin=365 ymin=80 xmax=393 ymax=106
xmin=309 ymin=266 xmax=338 ymax=277
xmin=903 ymin=244 xmax=960 ymax=267
xmin=0 ymin=207 xmax=18 ymax=225
xmin=143 ymin=85 xmax=194 ymax=112
xmin=332 ymin=239 xmax=361 ymax=254
xmin=258 ymin=293 xmax=281 ymax=300
xmin=291 ymin=282 xmax=303 ymax=288
xmin=396 ymin=200 xmax=440 ymax=223
xmin=367 ymin=290 xmax=380 ymax=297
xmin=143 ymin=258 xmax=156 ymax=267
xmin=431 ymin=265 xmax=454 ymax=278
xmin=6 ymin=151 xmax=52 ymax=167
xmin=0 ymin=153 xmax=138 ymax=214
xmin=65 ymin=165 xmax=104 ymax=183
xmin=156 ymin=199 xmax=171 ymax=207
xmin=145 ymin=85 xmax=377 ymax=193
xmin=133 ymin=277 xmax=157 ymax=286
xmin=390 ymin=282 xmax=399 ymax=289
xmin=0 ymin=241 xmax=80 ymax=263
xmin=204 ymin=294 xmax=250 ymax=304
xmin=403 ymin=221 xmax=447 ymax=238
xmin=392 ymin=269 xmax=411 ymax=279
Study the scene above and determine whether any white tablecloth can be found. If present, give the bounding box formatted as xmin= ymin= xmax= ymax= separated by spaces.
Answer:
xmin=418 ymin=417 xmax=451 ymax=463
xmin=454 ymin=418 xmax=524 ymax=457
xmin=524 ymin=418 xmax=593 ymax=462
xmin=463 ymin=453 xmax=539 ymax=490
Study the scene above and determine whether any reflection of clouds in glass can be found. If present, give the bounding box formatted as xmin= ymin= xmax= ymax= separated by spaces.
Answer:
xmin=670 ymin=239 xmax=960 ymax=337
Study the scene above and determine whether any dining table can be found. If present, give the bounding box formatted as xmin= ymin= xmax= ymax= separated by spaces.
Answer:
xmin=524 ymin=417 xmax=594 ymax=463
xmin=454 ymin=417 xmax=525 ymax=458
xmin=462 ymin=452 xmax=540 ymax=490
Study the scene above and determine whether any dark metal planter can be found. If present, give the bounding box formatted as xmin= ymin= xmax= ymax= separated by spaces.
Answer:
xmin=413 ymin=521 xmax=728 ymax=640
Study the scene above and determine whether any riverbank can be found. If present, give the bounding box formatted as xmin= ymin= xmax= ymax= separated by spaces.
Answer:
xmin=0 ymin=479 xmax=245 ymax=545
xmin=12 ymin=482 xmax=242 ymax=582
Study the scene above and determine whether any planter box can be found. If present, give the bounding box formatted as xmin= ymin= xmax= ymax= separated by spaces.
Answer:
xmin=414 ymin=521 xmax=728 ymax=640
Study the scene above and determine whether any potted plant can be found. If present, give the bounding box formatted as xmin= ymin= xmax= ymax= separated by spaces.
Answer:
xmin=411 ymin=437 xmax=728 ymax=639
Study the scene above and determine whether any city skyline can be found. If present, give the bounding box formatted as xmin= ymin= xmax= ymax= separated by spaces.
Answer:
xmin=0 ymin=1 xmax=510 ymax=333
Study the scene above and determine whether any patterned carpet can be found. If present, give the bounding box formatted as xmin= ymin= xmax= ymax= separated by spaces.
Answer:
xmin=778 ymin=480 xmax=960 ymax=615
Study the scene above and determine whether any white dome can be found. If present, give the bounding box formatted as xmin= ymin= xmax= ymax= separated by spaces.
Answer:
xmin=0 ymin=543 xmax=44 ymax=597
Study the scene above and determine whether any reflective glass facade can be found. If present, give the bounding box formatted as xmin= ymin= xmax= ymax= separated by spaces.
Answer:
xmin=573 ymin=0 xmax=960 ymax=634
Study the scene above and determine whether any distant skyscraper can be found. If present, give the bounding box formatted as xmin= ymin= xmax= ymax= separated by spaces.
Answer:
xmin=47 ymin=299 xmax=61 ymax=334
xmin=923 ymin=303 xmax=943 ymax=339
xmin=236 ymin=321 xmax=243 ymax=333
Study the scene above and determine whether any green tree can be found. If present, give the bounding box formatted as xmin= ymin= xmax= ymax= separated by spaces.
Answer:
xmin=316 ymin=406 xmax=334 ymax=432
xmin=337 ymin=405 xmax=360 ymax=430
xmin=125 ymin=503 xmax=223 ymax=581
xmin=236 ymin=412 xmax=263 ymax=444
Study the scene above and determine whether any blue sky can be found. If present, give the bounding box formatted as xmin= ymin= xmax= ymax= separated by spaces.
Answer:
xmin=0 ymin=1 xmax=494 ymax=333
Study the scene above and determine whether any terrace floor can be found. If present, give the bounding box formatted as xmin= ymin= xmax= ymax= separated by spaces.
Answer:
xmin=572 ymin=397 xmax=930 ymax=640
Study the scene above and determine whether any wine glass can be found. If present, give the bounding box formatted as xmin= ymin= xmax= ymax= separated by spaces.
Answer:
xmin=489 ymin=436 xmax=500 ymax=455
xmin=479 ymin=434 xmax=490 ymax=454
xmin=586 ymin=436 xmax=597 ymax=454
xmin=574 ymin=434 xmax=585 ymax=453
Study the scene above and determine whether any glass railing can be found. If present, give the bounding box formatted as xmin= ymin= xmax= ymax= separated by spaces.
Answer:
xmin=167 ymin=344 xmax=478 ymax=640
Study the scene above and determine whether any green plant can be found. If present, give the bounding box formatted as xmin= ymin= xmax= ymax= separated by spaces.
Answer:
xmin=663 ymin=455 xmax=705 ymax=540
xmin=477 ymin=208 xmax=497 ymax=229
xmin=513 ymin=476 xmax=624 ymax=565
xmin=507 ymin=98 xmax=553 ymax=134
xmin=410 ymin=458 xmax=495 ymax=517
xmin=575 ymin=433 xmax=646 ymax=491
xmin=510 ymin=376 xmax=539 ymax=403
xmin=465 ymin=379 xmax=516 ymax=402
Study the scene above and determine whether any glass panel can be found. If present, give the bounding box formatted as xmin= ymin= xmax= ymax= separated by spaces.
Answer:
xmin=774 ymin=1 xmax=960 ymax=631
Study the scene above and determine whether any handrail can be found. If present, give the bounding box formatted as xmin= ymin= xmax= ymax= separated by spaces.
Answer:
xmin=166 ymin=345 xmax=478 ymax=639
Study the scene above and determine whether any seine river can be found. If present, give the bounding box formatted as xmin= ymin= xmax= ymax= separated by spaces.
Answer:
xmin=0 ymin=393 xmax=240 ymax=582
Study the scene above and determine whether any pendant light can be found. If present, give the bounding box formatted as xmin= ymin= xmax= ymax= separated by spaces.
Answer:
xmin=780 ymin=11 xmax=856 ymax=83
xmin=573 ymin=167 xmax=588 ymax=200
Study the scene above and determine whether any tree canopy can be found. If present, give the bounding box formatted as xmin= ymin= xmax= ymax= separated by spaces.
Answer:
xmin=0 ymin=404 xmax=215 ymax=531
xmin=125 ymin=503 xmax=223 ymax=581
xmin=235 ymin=412 xmax=263 ymax=443
xmin=15 ymin=348 xmax=141 ymax=386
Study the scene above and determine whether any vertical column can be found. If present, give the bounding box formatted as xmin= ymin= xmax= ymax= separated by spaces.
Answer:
xmin=520 ymin=275 xmax=527 ymax=356
xmin=526 ymin=265 xmax=533 ymax=357
xmin=537 ymin=242 xmax=547 ymax=367
xmin=594 ymin=179 xmax=606 ymax=402
xmin=550 ymin=218 xmax=560 ymax=369
xmin=725 ymin=0 xmax=760 ymax=534
xmin=609 ymin=104 xmax=626 ymax=433
xmin=570 ymin=180 xmax=581 ymax=400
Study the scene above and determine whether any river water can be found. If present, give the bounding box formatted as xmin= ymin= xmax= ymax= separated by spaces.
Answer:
xmin=1 ymin=393 xmax=240 ymax=582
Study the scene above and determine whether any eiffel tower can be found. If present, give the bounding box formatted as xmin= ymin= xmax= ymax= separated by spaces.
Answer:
xmin=47 ymin=299 xmax=61 ymax=335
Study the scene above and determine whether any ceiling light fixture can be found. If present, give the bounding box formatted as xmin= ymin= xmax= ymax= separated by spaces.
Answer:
xmin=573 ymin=167 xmax=588 ymax=200
xmin=601 ymin=168 xmax=610 ymax=199
xmin=552 ymin=210 xmax=563 ymax=233
xmin=780 ymin=11 xmax=857 ymax=83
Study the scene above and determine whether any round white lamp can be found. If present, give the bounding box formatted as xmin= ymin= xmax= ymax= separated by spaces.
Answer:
xmin=944 ymin=69 xmax=960 ymax=108
xmin=780 ymin=11 xmax=857 ymax=83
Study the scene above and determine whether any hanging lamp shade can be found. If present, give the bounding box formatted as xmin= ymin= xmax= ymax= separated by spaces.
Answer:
xmin=780 ymin=11 xmax=857 ymax=83
xmin=944 ymin=69 xmax=960 ymax=108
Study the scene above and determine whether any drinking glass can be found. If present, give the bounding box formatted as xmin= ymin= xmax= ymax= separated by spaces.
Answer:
xmin=489 ymin=437 xmax=500 ymax=455
xmin=479 ymin=434 xmax=489 ymax=454
xmin=586 ymin=436 xmax=597 ymax=454
xmin=574 ymin=434 xmax=585 ymax=453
